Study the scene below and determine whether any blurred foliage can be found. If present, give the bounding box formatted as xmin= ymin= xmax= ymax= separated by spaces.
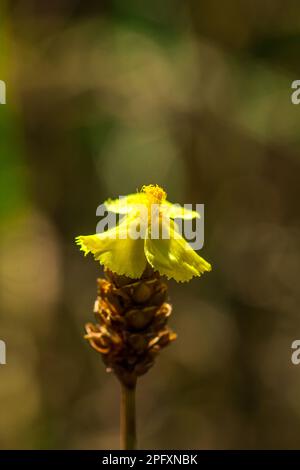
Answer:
xmin=0 ymin=0 xmax=300 ymax=449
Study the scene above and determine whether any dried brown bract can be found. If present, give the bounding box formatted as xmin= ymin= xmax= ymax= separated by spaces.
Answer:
xmin=84 ymin=265 xmax=176 ymax=388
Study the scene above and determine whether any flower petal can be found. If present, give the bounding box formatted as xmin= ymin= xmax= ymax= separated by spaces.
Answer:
xmin=161 ymin=201 xmax=200 ymax=220
xmin=105 ymin=193 xmax=148 ymax=214
xmin=144 ymin=220 xmax=211 ymax=282
xmin=76 ymin=215 xmax=147 ymax=278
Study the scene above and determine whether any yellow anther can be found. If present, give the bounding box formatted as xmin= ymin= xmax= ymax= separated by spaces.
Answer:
xmin=141 ymin=184 xmax=167 ymax=204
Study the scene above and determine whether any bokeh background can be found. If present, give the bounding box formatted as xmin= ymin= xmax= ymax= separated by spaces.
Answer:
xmin=1 ymin=0 xmax=300 ymax=449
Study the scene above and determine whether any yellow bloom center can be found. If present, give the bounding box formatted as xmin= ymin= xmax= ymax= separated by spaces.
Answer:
xmin=141 ymin=184 xmax=167 ymax=205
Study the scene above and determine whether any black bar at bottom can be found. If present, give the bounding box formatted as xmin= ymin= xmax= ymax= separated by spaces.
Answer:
xmin=0 ymin=450 xmax=298 ymax=467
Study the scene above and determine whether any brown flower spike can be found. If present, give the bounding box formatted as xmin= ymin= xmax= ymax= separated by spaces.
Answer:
xmin=84 ymin=265 xmax=177 ymax=388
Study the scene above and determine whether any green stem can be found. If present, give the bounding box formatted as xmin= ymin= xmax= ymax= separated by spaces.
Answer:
xmin=120 ymin=382 xmax=137 ymax=450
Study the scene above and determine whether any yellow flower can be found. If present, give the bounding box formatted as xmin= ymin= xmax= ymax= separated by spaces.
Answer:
xmin=75 ymin=185 xmax=212 ymax=282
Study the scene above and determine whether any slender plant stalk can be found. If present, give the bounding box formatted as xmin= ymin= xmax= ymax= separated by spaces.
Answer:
xmin=120 ymin=383 xmax=137 ymax=450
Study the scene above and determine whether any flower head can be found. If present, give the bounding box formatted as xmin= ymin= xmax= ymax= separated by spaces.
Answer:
xmin=76 ymin=185 xmax=212 ymax=282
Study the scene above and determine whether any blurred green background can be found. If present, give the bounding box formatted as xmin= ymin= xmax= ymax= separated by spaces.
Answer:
xmin=1 ymin=0 xmax=300 ymax=449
